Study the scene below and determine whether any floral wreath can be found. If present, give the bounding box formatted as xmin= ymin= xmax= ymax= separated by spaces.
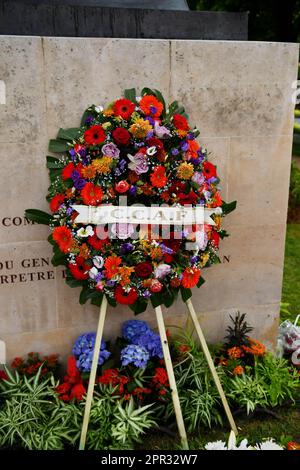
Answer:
xmin=26 ymin=88 xmax=236 ymax=314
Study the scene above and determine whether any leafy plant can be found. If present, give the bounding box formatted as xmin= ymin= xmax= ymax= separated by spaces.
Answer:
xmin=223 ymin=373 xmax=268 ymax=414
xmin=224 ymin=312 xmax=253 ymax=348
xmin=289 ymin=163 xmax=300 ymax=208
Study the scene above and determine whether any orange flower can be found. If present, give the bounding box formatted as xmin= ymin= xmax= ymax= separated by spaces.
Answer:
xmin=118 ymin=266 xmax=135 ymax=286
xmin=233 ymin=365 xmax=244 ymax=376
xmin=79 ymin=243 xmax=91 ymax=260
xmin=181 ymin=267 xmax=201 ymax=289
xmin=150 ymin=166 xmax=167 ymax=188
xmin=53 ymin=226 xmax=73 ymax=253
xmin=287 ymin=441 xmax=300 ymax=450
xmin=227 ymin=346 xmax=244 ymax=360
xmin=81 ymin=165 xmax=97 ymax=179
xmin=139 ymin=95 xmax=163 ymax=117
xmin=104 ymin=255 xmax=122 ymax=279
xmin=141 ymin=183 xmax=154 ymax=195
xmin=242 ymin=338 xmax=266 ymax=356
xmin=150 ymin=246 xmax=163 ymax=261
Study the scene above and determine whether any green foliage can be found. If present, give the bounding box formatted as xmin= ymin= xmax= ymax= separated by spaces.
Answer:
xmin=224 ymin=312 xmax=253 ymax=348
xmin=221 ymin=355 xmax=300 ymax=414
xmin=282 ymin=224 xmax=300 ymax=321
xmin=25 ymin=209 xmax=53 ymax=226
xmin=0 ymin=367 xmax=72 ymax=450
xmin=165 ymin=332 xmax=223 ymax=431
xmin=289 ymin=163 xmax=300 ymax=208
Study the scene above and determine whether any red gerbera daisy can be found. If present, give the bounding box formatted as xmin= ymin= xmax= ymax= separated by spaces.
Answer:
xmin=181 ymin=267 xmax=201 ymax=289
xmin=114 ymin=285 xmax=138 ymax=305
xmin=81 ymin=183 xmax=103 ymax=205
xmin=173 ymin=114 xmax=189 ymax=131
xmin=113 ymin=98 xmax=135 ymax=120
xmin=49 ymin=194 xmax=65 ymax=212
xmin=52 ymin=226 xmax=73 ymax=253
xmin=104 ymin=255 xmax=122 ymax=279
xmin=62 ymin=162 xmax=75 ymax=180
xmin=203 ymin=161 xmax=217 ymax=180
xmin=84 ymin=125 xmax=106 ymax=146
xmin=68 ymin=256 xmax=90 ymax=280
xmin=150 ymin=166 xmax=167 ymax=188
xmin=210 ymin=230 xmax=220 ymax=248
xmin=139 ymin=95 xmax=163 ymax=118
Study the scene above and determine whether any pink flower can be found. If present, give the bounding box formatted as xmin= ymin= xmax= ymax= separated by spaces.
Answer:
xmin=111 ymin=223 xmax=135 ymax=240
xmin=150 ymin=279 xmax=163 ymax=293
xmin=115 ymin=180 xmax=130 ymax=193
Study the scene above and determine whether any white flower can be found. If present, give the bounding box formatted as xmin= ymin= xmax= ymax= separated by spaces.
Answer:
xmin=146 ymin=146 xmax=157 ymax=156
xmin=89 ymin=267 xmax=99 ymax=280
xmin=77 ymin=225 xmax=94 ymax=238
xmin=93 ymin=255 xmax=104 ymax=269
xmin=254 ymin=440 xmax=283 ymax=450
xmin=95 ymin=105 xmax=103 ymax=113
xmin=214 ymin=207 xmax=223 ymax=215
xmin=205 ymin=441 xmax=227 ymax=450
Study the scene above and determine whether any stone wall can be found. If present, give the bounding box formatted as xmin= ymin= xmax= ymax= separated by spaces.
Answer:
xmin=0 ymin=36 xmax=298 ymax=362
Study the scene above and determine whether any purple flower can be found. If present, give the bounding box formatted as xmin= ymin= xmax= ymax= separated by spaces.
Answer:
xmin=190 ymin=255 xmax=200 ymax=264
xmin=171 ymin=148 xmax=179 ymax=156
xmin=102 ymin=142 xmax=120 ymax=159
xmin=129 ymin=185 xmax=137 ymax=196
xmin=192 ymin=171 xmax=205 ymax=185
xmin=84 ymin=115 xmax=94 ymax=125
xmin=135 ymin=331 xmax=163 ymax=359
xmin=114 ymin=159 xmax=127 ymax=177
xmin=120 ymin=344 xmax=149 ymax=368
xmin=197 ymin=150 xmax=205 ymax=162
xmin=149 ymin=105 xmax=157 ymax=115
xmin=120 ymin=242 xmax=134 ymax=254
xmin=66 ymin=207 xmax=74 ymax=216
xmin=128 ymin=152 xmax=149 ymax=175
xmin=72 ymin=332 xmax=110 ymax=372
xmin=143 ymin=290 xmax=151 ymax=298
xmin=146 ymin=116 xmax=155 ymax=126
xmin=122 ymin=320 xmax=151 ymax=342
xmin=71 ymin=170 xmax=87 ymax=190
xmin=159 ymin=243 xmax=174 ymax=255
xmin=69 ymin=148 xmax=77 ymax=162
xmin=180 ymin=141 xmax=189 ymax=152
xmin=154 ymin=263 xmax=172 ymax=279
xmin=187 ymin=132 xmax=195 ymax=140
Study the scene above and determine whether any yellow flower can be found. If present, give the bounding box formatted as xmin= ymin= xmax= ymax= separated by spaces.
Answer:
xmin=92 ymin=156 xmax=113 ymax=174
xmin=176 ymin=129 xmax=188 ymax=138
xmin=129 ymin=118 xmax=152 ymax=139
xmin=176 ymin=162 xmax=194 ymax=180
xmin=103 ymin=108 xmax=114 ymax=117
xmin=199 ymin=253 xmax=210 ymax=267
xmin=102 ymin=122 xmax=112 ymax=130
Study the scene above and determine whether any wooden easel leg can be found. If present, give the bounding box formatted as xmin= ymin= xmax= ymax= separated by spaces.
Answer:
xmin=155 ymin=305 xmax=189 ymax=450
xmin=79 ymin=295 xmax=108 ymax=450
xmin=185 ymin=298 xmax=238 ymax=436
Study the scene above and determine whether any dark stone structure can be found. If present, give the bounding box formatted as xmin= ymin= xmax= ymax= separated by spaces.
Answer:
xmin=0 ymin=1 xmax=248 ymax=40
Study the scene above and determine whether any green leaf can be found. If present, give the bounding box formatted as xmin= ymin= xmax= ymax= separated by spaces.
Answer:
xmin=180 ymin=287 xmax=192 ymax=302
xmin=124 ymin=88 xmax=137 ymax=103
xmin=129 ymin=298 xmax=148 ymax=315
xmin=48 ymin=139 xmax=69 ymax=153
xmin=197 ymin=276 xmax=205 ymax=288
xmin=150 ymin=293 xmax=163 ymax=308
xmin=51 ymin=248 xmax=66 ymax=267
xmin=56 ymin=127 xmax=81 ymax=141
xmin=81 ymin=109 xmax=92 ymax=126
xmin=222 ymin=200 xmax=237 ymax=215
xmin=65 ymin=277 xmax=83 ymax=288
xmin=163 ymin=289 xmax=177 ymax=308
xmin=25 ymin=209 xmax=52 ymax=225
xmin=107 ymin=296 xmax=117 ymax=308
xmin=46 ymin=156 xmax=65 ymax=169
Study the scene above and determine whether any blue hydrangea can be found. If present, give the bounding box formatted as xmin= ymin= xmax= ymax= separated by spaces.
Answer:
xmin=135 ymin=331 xmax=163 ymax=359
xmin=72 ymin=332 xmax=110 ymax=372
xmin=122 ymin=320 xmax=151 ymax=343
xmin=120 ymin=344 xmax=150 ymax=368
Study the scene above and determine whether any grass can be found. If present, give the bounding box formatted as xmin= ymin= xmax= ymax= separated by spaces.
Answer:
xmin=136 ymin=405 xmax=300 ymax=450
xmin=281 ymin=224 xmax=300 ymax=322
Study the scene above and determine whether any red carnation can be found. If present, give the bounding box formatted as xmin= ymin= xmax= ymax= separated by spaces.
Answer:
xmin=203 ymin=161 xmax=217 ymax=180
xmin=113 ymin=98 xmax=135 ymax=120
xmin=81 ymin=182 xmax=103 ymax=205
xmin=210 ymin=230 xmax=220 ymax=248
xmin=115 ymin=285 xmax=138 ymax=305
xmin=70 ymin=383 xmax=86 ymax=401
xmin=84 ymin=125 xmax=106 ymax=146
xmin=87 ymin=234 xmax=107 ymax=250
xmin=177 ymin=190 xmax=199 ymax=205
xmin=135 ymin=262 xmax=153 ymax=278
xmin=115 ymin=180 xmax=130 ymax=194
xmin=50 ymin=194 xmax=65 ymax=212
xmin=68 ymin=256 xmax=90 ymax=280
xmin=62 ymin=162 xmax=75 ymax=180
xmin=173 ymin=114 xmax=189 ymax=131
xmin=146 ymin=136 xmax=164 ymax=150
xmin=112 ymin=127 xmax=131 ymax=146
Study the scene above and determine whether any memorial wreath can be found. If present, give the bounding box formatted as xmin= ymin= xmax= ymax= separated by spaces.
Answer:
xmin=26 ymin=88 xmax=236 ymax=314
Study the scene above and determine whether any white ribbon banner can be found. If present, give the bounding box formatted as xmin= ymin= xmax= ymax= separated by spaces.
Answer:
xmin=71 ymin=205 xmax=217 ymax=226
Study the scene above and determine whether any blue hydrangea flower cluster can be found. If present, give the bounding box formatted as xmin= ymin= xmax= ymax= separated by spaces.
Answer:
xmin=72 ymin=332 xmax=110 ymax=372
xmin=120 ymin=320 xmax=163 ymax=368
xmin=120 ymin=344 xmax=150 ymax=368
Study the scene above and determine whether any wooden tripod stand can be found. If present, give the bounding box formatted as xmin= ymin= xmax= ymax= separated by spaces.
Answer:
xmin=78 ymin=296 xmax=237 ymax=450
